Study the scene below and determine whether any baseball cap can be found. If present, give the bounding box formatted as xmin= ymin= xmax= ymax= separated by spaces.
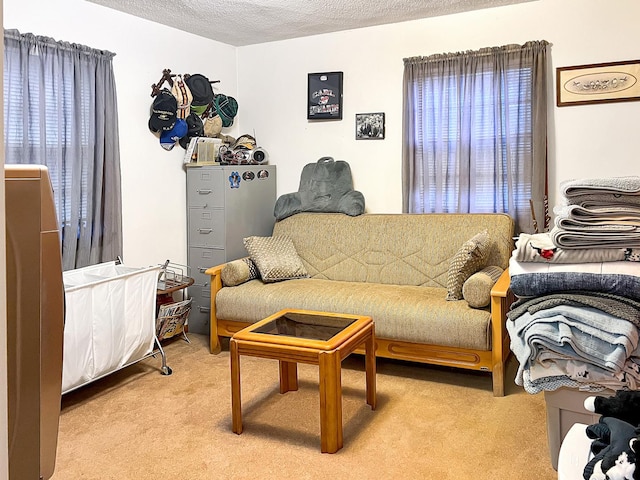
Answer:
xmin=179 ymin=113 xmax=205 ymax=149
xmin=185 ymin=74 xmax=214 ymax=107
xmin=159 ymin=118 xmax=188 ymax=151
xmin=214 ymin=94 xmax=238 ymax=127
xmin=148 ymin=89 xmax=177 ymax=132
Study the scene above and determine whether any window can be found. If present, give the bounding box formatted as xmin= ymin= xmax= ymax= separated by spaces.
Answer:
xmin=402 ymin=41 xmax=549 ymax=233
xmin=4 ymin=29 xmax=123 ymax=270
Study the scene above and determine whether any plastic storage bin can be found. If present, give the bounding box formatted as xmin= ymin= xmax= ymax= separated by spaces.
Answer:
xmin=558 ymin=423 xmax=592 ymax=479
xmin=544 ymin=388 xmax=612 ymax=470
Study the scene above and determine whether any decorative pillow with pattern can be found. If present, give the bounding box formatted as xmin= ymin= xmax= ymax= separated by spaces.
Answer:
xmin=220 ymin=257 xmax=260 ymax=287
xmin=446 ymin=230 xmax=492 ymax=301
xmin=243 ymin=235 xmax=309 ymax=283
xmin=462 ymin=265 xmax=504 ymax=308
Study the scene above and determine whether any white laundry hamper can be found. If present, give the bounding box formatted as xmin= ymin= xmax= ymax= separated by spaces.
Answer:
xmin=62 ymin=261 xmax=162 ymax=394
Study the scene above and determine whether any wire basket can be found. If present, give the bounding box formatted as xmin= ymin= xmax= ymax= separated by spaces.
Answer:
xmin=156 ymin=298 xmax=192 ymax=341
xmin=157 ymin=260 xmax=192 ymax=291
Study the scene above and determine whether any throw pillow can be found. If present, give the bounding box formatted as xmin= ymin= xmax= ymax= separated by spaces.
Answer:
xmin=243 ymin=235 xmax=309 ymax=283
xmin=220 ymin=257 xmax=260 ymax=287
xmin=446 ymin=230 xmax=492 ymax=301
xmin=462 ymin=265 xmax=504 ymax=308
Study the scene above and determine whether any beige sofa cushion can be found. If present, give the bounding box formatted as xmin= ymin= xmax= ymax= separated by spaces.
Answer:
xmin=462 ymin=265 xmax=505 ymax=308
xmin=243 ymin=235 xmax=308 ymax=283
xmin=445 ymin=230 xmax=491 ymax=301
xmin=220 ymin=257 xmax=259 ymax=287
xmin=272 ymin=213 xmax=513 ymax=288
xmin=216 ymin=278 xmax=492 ymax=351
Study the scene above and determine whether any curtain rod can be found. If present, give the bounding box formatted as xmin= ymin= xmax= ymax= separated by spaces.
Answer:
xmin=4 ymin=28 xmax=116 ymax=59
xmin=404 ymin=40 xmax=549 ymax=64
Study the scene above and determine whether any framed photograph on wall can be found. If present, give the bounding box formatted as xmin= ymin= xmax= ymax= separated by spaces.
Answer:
xmin=355 ymin=112 xmax=385 ymax=140
xmin=307 ymin=71 xmax=343 ymax=120
xmin=557 ymin=59 xmax=640 ymax=107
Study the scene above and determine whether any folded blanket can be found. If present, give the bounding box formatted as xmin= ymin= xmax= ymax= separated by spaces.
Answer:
xmin=555 ymin=204 xmax=640 ymax=226
xmin=513 ymin=233 xmax=631 ymax=263
xmin=561 ymin=177 xmax=640 ymax=207
xmin=507 ymin=305 xmax=639 ymax=385
xmin=554 ymin=218 xmax=639 ymax=232
xmin=550 ymin=225 xmax=640 ymax=249
xmin=508 ymin=292 xmax=640 ymax=327
xmin=509 ymin=257 xmax=640 ymax=300
xmin=520 ymin=370 xmax=607 ymax=395
xmin=519 ymin=355 xmax=640 ymax=394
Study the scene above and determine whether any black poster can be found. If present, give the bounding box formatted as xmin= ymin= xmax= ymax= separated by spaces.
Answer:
xmin=307 ymin=72 xmax=343 ymax=120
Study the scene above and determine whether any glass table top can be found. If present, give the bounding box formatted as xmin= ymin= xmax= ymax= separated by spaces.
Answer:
xmin=252 ymin=312 xmax=358 ymax=342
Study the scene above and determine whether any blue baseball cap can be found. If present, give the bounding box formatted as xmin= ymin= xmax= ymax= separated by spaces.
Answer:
xmin=159 ymin=118 xmax=187 ymax=151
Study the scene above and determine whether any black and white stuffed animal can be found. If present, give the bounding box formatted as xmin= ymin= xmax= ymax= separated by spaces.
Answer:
xmin=582 ymin=417 xmax=638 ymax=480
xmin=583 ymin=391 xmax=640 ymax=480
xmin=585 ymin=391 xmax=640 ymax=427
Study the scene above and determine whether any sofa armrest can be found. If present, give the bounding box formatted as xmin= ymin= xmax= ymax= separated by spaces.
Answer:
xmin=489 ymin=268 xmax=514 ymax=396
xmin=205 ymin=263 xmax=226 ymax=354
xmin=490 ymin=268 xmax=511 ymax=298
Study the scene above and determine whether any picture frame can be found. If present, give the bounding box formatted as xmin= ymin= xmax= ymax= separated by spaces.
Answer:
xmin=556 ymin=59 xmax=640 ymax=107
xmin=307 ymin=71 xmax=343 ymax=120
xmin=355 ymin=112 xmax=385 ymax=140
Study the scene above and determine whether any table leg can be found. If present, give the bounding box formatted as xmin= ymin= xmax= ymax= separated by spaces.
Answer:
xmin=230 ymin=339 xmax=243 ymax=434
xmin=319 ymin=350 xmax=342 ymax=453
xmin=279 ymin=361 xmax=298 ymax=393
xmin=365 ymin=326 xmax=377 ymax=410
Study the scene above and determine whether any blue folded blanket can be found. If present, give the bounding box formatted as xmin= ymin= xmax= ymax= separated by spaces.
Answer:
xmin=507 ymin=305 xmax=639 ymax=386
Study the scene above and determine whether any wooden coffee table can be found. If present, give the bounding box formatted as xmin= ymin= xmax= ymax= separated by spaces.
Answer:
xmin=229 ymin=309 xmax=376 ymax=453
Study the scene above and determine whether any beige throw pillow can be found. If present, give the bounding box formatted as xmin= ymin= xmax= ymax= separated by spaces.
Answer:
xmin=243 ymin=235 xmax=309 ymax=283
xmin=220 ymin=257 xmax=260 ymax=287
xmin=446 ymin=230 xmax=491 ymax=301
xmin=462 ymin=265 xmax=504 ymax=308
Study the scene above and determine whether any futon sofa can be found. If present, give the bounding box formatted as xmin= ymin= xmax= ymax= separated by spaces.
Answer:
xmin=205 ymin=212 xmax=515 ymax=396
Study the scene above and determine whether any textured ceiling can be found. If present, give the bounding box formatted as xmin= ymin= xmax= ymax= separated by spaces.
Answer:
xmin=87 ymin=0 xmax=535 ymax=47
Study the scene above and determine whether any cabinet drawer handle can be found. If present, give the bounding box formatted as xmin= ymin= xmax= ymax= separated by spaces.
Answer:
xmin=198 ymin=228 xmax=213 ymax=234
xmin=197 ymin=189 xmax=212 ymax=195
xmin=198 ymin=267 xmax=207 ymax=273
xmin=198 ymin=306 xmax=211 ymax=313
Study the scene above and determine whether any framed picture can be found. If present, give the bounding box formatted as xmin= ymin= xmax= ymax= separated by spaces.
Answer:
xmin=355 ymin=113 xmax=385 ymax=140
xmin=556 ymin=59 xmax=640 ymax=107
xmin=307 ymin=71 xmax=343 ymax=120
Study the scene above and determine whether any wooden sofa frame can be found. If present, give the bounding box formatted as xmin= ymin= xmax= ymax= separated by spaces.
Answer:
xmin=205 ymin=266 xmax=515 ymax=397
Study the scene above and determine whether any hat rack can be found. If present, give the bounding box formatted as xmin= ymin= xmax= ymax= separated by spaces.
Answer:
xmin=150 ymin=69 xmax=221 ymax=98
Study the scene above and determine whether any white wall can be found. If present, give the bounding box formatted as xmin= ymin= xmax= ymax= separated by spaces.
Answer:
xmin=237 ymin=0 xmax=640 ymax=215
xmin=4 ymin=0 xmax=239 ymax=268
xmin=3 ymin=0 xmax=640 ymax=265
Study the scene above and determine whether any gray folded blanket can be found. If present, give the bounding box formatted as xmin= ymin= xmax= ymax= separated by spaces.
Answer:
xmin=550 ymin=226 xmax=640 ymax=249
xmin=562 ymin=176 xmax=640 ymax=197
xmin=514 ymin=232 xmax=631 ymax=263
xmin=560 ymin=176 xmax=640 ymax=207
xmin=508 ymin=291 xmax=640 ymax=327
xmin=555 ymin=204 xmax=640 ymax=223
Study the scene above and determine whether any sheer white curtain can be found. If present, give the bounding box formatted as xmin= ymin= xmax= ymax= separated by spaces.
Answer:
xmin=402 ymin=41 xmax=549 ymax=234
xmin=4 ymin=29 xmax=122 ymax=270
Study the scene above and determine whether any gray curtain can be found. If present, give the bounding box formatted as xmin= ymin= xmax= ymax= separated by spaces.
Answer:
xmin=4 ymin=29 xmax=122 ymax=270
xmin=402 ymin=41 xmax=549 ymax=234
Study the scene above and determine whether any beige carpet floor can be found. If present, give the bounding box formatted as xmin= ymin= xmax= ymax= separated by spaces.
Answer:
xmin=51 ymin=334 xmax=558 ymax=480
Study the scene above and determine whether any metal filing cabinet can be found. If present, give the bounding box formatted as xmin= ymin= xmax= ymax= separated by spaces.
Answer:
xmin=186 ymin=164 xmax=277 ymax=334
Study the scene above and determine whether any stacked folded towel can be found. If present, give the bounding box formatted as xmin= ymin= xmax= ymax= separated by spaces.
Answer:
xmin=508 ymin=179 xmax=640 ymax=393
xmin=551 ymin=176 xmax=640 ymax=249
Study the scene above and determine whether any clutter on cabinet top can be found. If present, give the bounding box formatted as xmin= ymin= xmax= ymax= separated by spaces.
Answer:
xmin=183 ymin=133 xmax=270 ymax=167
xmin=148 ymin=68 xmax=238 ymax=153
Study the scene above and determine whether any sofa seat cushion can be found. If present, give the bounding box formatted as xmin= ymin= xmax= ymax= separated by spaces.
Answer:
xmin=216 ymin=278 xmax=491 ymax=350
